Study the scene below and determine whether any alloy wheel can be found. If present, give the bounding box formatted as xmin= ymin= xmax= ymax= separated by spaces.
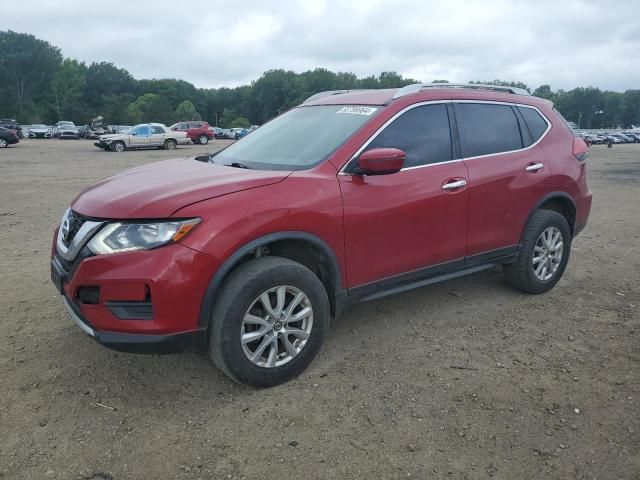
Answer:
xmin=532 ymin=226 xmax=563 ymax=281
xmin=241 ymin=285 xmax=313 ymax=368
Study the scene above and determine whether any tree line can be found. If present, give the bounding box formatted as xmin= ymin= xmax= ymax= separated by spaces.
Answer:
xmin=1 ymin=30 xmax=639 ymax=129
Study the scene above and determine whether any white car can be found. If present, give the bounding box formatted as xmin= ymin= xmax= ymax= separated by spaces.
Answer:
xmin=94 ymin=123 xmax=190 ymax=152
xmin=28 ymin=124 xmax=51 ymax=139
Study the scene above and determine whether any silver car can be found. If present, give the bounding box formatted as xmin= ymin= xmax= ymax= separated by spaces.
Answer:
xmin=94 ymin=123 xmax=190 ymax=152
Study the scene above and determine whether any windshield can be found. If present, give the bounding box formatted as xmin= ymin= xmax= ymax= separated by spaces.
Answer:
xmin=211 ymin=105 xmax=379 ymax=170
xmin=32 ymin=124 xmax=47 ymax=128
xmin=59 ymin=122 xmax=74 ymax=127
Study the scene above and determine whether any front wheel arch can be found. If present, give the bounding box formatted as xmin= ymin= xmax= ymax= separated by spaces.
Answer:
xmin=197 ymin=232 xmax=343 ymax=329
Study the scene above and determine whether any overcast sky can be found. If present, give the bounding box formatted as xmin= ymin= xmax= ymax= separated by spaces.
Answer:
xmin=3 ymin=0 xmax=639 ymax=91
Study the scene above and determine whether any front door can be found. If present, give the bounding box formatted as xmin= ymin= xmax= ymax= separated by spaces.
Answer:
xmin=339 ymin=102 xmax=470 ymax=289
xmin=130 ymin=124 xmax=152 ymax=148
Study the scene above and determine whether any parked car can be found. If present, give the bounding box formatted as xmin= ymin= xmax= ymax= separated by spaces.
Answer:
xmin=94 ymin=123 xmax=189 ymax=152
xmin=232 ymin=127 xmax=249 ymax=139
xmin=211 ymin=127 xmax=226 ymax=139
xmin=28 ymin=124 xmax=52 ymax=139
xmin=170 ymin=121 xmax=214 ymax=145
xmin=53 ymin=121 xmax=80 ymax=139
xmin=0 ymin=119 xmax=23 ymax=138
xmin=51 ymin=84 xmax=592 ymax=387
xmin=221 ymin=127 xmax=247 ymax=140
xmin=611 ymin=133 xmax=634 ymax=143
xmin=0 ymin=126 xmax=20 ymax=148
xmin=624 ymin=132 xmax=640 ymax=143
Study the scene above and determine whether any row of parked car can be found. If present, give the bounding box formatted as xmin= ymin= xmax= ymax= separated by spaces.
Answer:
xmin=578 ymin=131 xmax=640 ymax=145
xmin=92 ymin=122 xmax=259 ymax=152
xmin=17 ymin=120 xmax=257 ymax=143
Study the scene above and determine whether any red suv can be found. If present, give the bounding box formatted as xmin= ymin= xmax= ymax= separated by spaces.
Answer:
xmin=170 ymin=121 xmax=214 ymax=145
xmin=51 ymin=84 xmax=592 ymax=386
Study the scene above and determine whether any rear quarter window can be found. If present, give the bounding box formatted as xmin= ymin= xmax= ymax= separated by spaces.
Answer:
xmin=518 ymin=106 xmax=549 ymax=142
xmin=456 ymin=103 xmax=523 ymax=158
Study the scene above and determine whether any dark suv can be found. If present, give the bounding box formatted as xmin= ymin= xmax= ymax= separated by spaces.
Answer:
xmin=51 ymin=84 xmax=591 ymax=387
xmin=170 ymin=121 xmax=214 ymax=145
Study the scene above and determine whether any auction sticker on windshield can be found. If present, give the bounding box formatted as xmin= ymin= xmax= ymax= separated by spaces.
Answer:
xmin=336 ymin=106 xmax=378 ymax=115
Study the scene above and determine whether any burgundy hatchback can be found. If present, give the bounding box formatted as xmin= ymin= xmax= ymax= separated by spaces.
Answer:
xmin=51 ymin=84 xmax=592 ymax=386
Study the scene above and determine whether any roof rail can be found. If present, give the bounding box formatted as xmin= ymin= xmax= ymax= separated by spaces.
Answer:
xmin=392 ymin=83 xmax=531 ymax=100
xmin=303 ymin=89 xmax=371 ymax=104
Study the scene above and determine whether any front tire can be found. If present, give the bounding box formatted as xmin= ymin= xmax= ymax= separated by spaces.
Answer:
xmin=209 ymin=257 xmax=330 ymax=387
xmin=111 ymin=141 xmax=125 ymax=153
xmin=504 ymin=210 xmax=571 ymax=294
xmin=198 ymin=135 xmax=209 ymax=145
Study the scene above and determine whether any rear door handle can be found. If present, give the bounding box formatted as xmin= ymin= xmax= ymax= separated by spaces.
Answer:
xmin=441 ymin=179 xmax=467 ymax=191
xmin=525 ymin=162 xmax=544 ymax=172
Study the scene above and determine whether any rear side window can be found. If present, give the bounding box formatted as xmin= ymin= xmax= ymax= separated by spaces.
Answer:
xmin=456 ymin=103 xmax=523 ymax=158
xmin=518 ymin=106 xmax=548 ymax=142
xmin=151 ymin=126 xmax=165 ymax=134
xmin=365 ymin=103 xmax=452 ymax=168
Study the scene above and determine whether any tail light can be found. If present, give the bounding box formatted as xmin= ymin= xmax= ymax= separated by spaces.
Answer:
xmin=9 ymin=129 xmax=16 ymax=136
xmin=573 ymin=137 xmax=588 ymax=162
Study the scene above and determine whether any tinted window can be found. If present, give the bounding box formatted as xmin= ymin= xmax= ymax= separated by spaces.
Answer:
xmin=456 ymin=103 xmax=523 ymax=158
xmin=518 ymin=106 xmax=548 ymax=142
xmin=365 ymin=104 xmax=452 ymax=168
xmin=151 ymin=126 xmax=165 ymax=134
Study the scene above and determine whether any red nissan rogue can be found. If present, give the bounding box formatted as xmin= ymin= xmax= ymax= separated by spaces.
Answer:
xmin=51 ymin=84 xmax=592 ymax=386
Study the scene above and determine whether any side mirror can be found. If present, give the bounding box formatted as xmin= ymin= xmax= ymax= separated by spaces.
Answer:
xmin=354 ymin=148 xmax=405 ymax=175
xmin=131 ymin=131 xmax=137 ymax=136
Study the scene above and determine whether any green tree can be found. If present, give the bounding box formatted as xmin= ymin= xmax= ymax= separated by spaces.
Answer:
xmin=83 ymin=62 xmax=136 ymax=113
xmin=0 ymin=30 xmax=62 ymax=120
xmin=127 ymin=93 xmax=174 ymax=124
xmin=229 ymin=116 xmax=251 ymax=128
xmin=174 ymin=100 xmax=201 ymax=121
xmin=52 ymin=58 xmax=87 ymax=121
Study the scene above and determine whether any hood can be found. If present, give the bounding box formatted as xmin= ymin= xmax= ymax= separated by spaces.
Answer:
xmin=71 ymin=157 xmax=291 ymax=218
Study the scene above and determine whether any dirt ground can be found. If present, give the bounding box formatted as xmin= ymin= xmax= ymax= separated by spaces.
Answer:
xmin=0 ymin=139 xmax=638 ymax=480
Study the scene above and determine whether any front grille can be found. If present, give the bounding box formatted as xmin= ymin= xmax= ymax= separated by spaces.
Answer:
xmin=64 ymin=210 xmax=90 ymax=246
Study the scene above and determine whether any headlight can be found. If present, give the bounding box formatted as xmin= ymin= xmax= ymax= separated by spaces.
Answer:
xmin=88 ymin=219 xmax=200 ymax=255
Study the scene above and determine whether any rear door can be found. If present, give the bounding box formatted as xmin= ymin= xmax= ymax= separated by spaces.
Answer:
xmin=454 ymin=102 xmax=551 ymax=257
xmin=150 ymin=125 xmax=168 ymax=146
xmin=339 ymin=102 xmax=470 ymax=289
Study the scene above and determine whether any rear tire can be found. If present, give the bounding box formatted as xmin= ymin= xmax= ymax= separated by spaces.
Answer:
xmin=164 ymin=139 xmax=177 ymax=150
xmin=0 ymin=139 xmax=7 ymax=148
xmin=209 ymin=257 xmax=330 ymax=387
xmin=504 ymin=210 xmax=571 ymax=294
xmin=198 ymin=135 xmax=209 ymax=145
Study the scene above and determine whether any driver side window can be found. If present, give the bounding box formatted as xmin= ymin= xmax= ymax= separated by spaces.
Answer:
xmin=365 ymin=103 xmax=453 ymax=168
xmin=135 ymin=125 xmax=151 ymax=137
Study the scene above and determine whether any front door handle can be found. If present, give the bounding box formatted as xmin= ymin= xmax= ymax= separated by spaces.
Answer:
xmin=442 ymin=179 xmax=467 ymax=191
xmin=525 ymin=162 xmax=544 ymax=172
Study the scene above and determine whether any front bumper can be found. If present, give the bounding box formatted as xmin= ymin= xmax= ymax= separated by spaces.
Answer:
xmin=61 ymin=295 xmax=207 ymax=353
xmin=52 ymin=233 xmax=219 ymax=353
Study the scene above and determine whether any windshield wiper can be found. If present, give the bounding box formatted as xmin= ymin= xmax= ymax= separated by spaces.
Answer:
xmin=225 ymin=162 xmax=252 ymax=169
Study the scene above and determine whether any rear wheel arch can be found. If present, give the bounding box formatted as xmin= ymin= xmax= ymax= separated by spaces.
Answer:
xmin=198 ymin=232 xmax=343 ymax=329
xmin=522 ymin=192 xmax=577 ymax=239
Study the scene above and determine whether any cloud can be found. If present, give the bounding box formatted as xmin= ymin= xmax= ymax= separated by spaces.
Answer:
xmin=3 ymin=0 xmax=639 ymax=90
